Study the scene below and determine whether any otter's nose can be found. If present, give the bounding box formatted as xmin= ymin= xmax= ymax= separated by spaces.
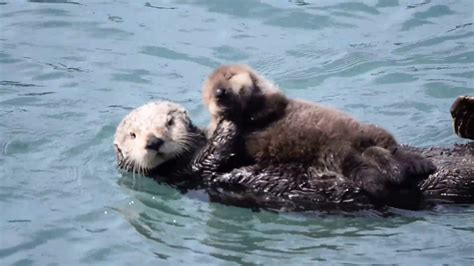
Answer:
xmin=215 ymin=88 xmax=226 ymax=99
xmin=145 ymin=136 xmax=164 ymax=151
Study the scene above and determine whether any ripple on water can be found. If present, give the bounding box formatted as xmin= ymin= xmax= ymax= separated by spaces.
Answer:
xmin=3 ymin=137 xmax=51 ymax=156
xmin=424 ymin=81 xmax=473 ymax=98
xmin=212 ymin=45 xmax=250 ymax=61
xmin=112 ymin=69 xmax=152 ymax=84
xmin=374 ymin=72 xmax=419 ymax=84
xmin=1 ymin=0 xmax=474 ymax=264
xmin=140 ymin=46 xmax=220 ymax=68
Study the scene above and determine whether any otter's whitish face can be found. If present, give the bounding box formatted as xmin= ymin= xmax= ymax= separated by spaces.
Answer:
xmin=113 ymin=101 xmax=198 ymax=175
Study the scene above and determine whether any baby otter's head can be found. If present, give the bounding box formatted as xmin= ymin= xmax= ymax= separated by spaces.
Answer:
xmin=202 ymin=64 xmax=288 ymax=132
xmin=114 ymin=101 xmax=203 ymax=175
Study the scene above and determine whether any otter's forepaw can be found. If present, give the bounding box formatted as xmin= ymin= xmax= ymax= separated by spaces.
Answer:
xmin=213 ymin=119 xmax=239 ymax=139
xmin=353 ymin=168 xmax=390 ymax=201
xmin=387 ymin=169 xmax=407 ymax=185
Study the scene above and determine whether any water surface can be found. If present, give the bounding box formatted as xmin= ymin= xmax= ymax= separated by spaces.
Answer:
xmin=1 ymin=0 xmax=473 ymax=264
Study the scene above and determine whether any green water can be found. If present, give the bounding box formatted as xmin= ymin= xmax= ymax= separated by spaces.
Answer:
xmin=1 ymin=0 xmax=473 ymax=264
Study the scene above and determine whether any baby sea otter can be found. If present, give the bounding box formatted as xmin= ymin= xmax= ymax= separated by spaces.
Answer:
xmin=202 ymin=65 xmax=436 ymax=202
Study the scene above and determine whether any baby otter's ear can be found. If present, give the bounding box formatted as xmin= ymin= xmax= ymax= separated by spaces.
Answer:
xmin=224 ymin=71 xmax=235 ymax=80
xmin=248 ymin=71 xmax=260 ymax=89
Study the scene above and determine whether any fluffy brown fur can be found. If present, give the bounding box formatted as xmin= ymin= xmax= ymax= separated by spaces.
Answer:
xmin=202 ymin=64 xmax=436 ymax=201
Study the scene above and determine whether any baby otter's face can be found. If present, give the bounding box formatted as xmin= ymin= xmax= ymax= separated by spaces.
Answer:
xmin=202 ymin=65 xmax=286 ymax=134
xmin=202 ymin=65 xmax=259 ymax=120
xmin=114 ymin=101 xmax=197 ymax=175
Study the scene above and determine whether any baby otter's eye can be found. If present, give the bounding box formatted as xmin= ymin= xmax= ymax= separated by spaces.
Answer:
xmin=215 ymin=88 xmax=226 ymax=99
xmin=167 ymin=116 xmax=174 ymax=127
xmin=238 ymin=86 xmax=246 ymax=95
xmin=129 ymin=132 xmax=136 ymax=139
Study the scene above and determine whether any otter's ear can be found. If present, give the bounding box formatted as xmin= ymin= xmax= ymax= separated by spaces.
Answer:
xmin=178 ymin=110 xmax=198 ymax=132
xmin=187 ymin=119 xmax=200 ymax=133
xmin=176 ymin=106 xmax=187 ymax=114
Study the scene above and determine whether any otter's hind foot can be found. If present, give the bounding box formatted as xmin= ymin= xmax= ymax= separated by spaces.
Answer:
xmin=342 ymin=150 xmax=393 ymax=201
xmin=361 ymin=146 xmax=405 ymax=185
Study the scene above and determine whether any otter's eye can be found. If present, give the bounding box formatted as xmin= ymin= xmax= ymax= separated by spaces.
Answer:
xmin=129 ymin=132 xmax=136 ymax=139
xmin=167 ymin=116 xmax=174 ymax=127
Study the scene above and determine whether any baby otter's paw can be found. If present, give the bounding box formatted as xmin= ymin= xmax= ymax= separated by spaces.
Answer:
xmin=405 ymin=157 xmax=436 ymax=177
xmin=391 ymin=148 xmax=437 ymax=177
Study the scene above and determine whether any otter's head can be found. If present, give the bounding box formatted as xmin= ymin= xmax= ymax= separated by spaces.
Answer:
xmin=113 ymin=101 xmax=201 ymax=175
xmin=202 ymin=64 xmax=288 ymax=133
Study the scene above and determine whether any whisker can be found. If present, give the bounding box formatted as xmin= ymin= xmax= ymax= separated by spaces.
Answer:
xmin=126 ymin=159 xmax=133 ymax=172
